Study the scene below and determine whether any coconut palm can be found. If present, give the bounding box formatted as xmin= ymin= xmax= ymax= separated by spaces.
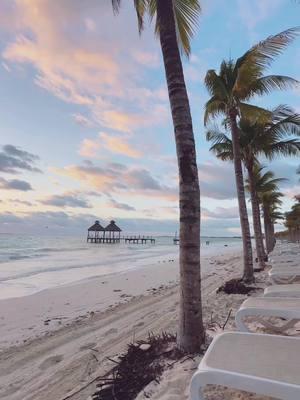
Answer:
xmin=207 ymin=105 xmax=300 ymax=268
xmin=251 ymin=166 xmax=286 ymax=253
xmin=285 ymin=201 xmax=300 ymax=242
xmin=112 ymin=0 xmax=203 ymax=351
xmin=204 ymin=27 xmax=300 ymax=282
xmin=261 ymin=190 xmax=284 ymax=252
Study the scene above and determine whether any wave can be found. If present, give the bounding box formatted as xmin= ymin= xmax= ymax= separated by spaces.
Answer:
xmin=0 ymin=261 xmax=105 ymax=282
xmin=37 ymin=246 xmax=89 ymax=253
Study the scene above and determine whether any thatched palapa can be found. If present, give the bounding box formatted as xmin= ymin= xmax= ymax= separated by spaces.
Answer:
xmin=105 ymin=220 xmax=122 ymax=240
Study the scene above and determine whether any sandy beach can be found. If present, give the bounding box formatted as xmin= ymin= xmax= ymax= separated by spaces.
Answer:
xmin=0 ymin=242 xmax=299 ymax=400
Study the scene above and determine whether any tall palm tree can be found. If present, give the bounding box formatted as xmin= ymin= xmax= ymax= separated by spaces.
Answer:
xmin=261 ymin=190 xmax=284 ymax=252
xmin=112 ymin=0 xmax=204 ymax=352
xmin=285 ymin=201 xmax=300 ymax=242
xmin=251 ymin=166 xmax=286 ymax=253
xmin=204 ymin=28 xmax=300 ymax=282
xmin=207 ymin=106 xmax=300 ymax=268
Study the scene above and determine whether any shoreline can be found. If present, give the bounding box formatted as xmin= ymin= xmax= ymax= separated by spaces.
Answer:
xmin=1 ymin=243 xmax=298 ymax=400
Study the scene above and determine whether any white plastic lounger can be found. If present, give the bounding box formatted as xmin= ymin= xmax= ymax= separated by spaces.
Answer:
xmin=269 ymin=267 xmax=300 ymax=284
xmin=190 ymin=332 xmax=300 ymax=400
xmin=235 ymin=297 xmax=300 ymax=334
xmin=264 ymin=284 xmax=300 ymax=298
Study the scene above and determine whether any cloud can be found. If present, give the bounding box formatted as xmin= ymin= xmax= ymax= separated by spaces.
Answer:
xmin=79 ymin=132 xmax=142 ymax=158
xmin=72 ymin=113 xmax=94 ymax=127
xmin=55 ymin=159 xmax=238 ymax=203
xmin=198 ymin=161 xmax=237 ymax=200
xmin=100 ymin=133 xmax=142 ymax=158
xmin=2 ymin=1 xmax=168 ymax=135
xmin=0 ymin=144 xmax=41 ymax=174
xmin=54 ymin=160 xmax=178 ymax=201
xmin=0 ymin=209 xmax=244 ymax=237
xmin=237 ymin=0 xmax=283 ymax=31
xmin=267 ymin=160 xmax=300 ymax=187
xmin=39 ymin=192 xmax=92 ymax=208
xmin=0 ymin=177 xmax=33 ymax=191
xmin=202 ymin=206 xmax=239 ymax=219
xmin=132 ymin=50 xmax=160 ymax=68
xmin=10 ymin=199 xmax=34 ymax=206
xmin=79 ymin=138 xmax=101 ymax=158
xmin=107 ymin=198 xmax=136 ymax=211
xmin=283 ymin=185 xmax=300 ymax=200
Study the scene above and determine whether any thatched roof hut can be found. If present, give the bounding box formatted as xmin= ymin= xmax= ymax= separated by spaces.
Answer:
xmin=105 ymin=220 xmax=122 ymax=232
xmin=88 ymin=220 xmax=105 ymax=231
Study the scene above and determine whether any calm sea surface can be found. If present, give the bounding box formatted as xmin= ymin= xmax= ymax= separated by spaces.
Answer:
xmin=0 ymin=234 xmax=242 ymax=299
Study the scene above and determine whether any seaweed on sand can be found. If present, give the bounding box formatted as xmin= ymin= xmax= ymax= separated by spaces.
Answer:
xmin=92 ymin=332 xmax=184 ymax=400
xmin=217 ymin=278 xmax=257 ymax=295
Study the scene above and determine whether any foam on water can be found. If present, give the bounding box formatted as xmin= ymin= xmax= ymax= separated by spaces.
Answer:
xmin=0 ymin=234 xmax=242 ymax=299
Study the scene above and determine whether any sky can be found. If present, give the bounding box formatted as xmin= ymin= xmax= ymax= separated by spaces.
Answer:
xmin=0 ymin=0 xmax=299 ymax=236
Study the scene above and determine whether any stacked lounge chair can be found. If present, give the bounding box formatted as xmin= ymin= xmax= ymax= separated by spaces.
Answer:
xmin=190 ymin=259 xmax=300 ymax=400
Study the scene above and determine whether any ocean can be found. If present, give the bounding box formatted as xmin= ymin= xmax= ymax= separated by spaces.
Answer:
xmin=0 ymin=234 xmax=242 ymax=300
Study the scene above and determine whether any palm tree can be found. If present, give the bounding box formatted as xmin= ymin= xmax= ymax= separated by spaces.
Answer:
xmin=204 ymin=28 xmax=300 ymax=282
xmin=112 ymin=0 xmax=203 ymax=352
xmin=261 ymin=190 xmax=284 ymax=252
xmin=285 ymin=201 xmax=300 ymax=242
xmin=252 ymin=166 xmax=286 ymax=253
xmin=207 ymin=106 xmax=300 ymax=268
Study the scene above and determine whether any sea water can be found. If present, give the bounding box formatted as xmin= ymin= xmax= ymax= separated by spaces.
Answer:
xmin=0 ymin=234 xmax=242 ymax=300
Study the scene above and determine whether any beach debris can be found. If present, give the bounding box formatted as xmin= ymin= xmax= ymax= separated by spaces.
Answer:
xmin=139 ymin=343 xmax=151 ymax=351
xmin=92 ymin=332 xmax=184 ymax=400
xmin=217 ymin=278 xmax=256 ymax=295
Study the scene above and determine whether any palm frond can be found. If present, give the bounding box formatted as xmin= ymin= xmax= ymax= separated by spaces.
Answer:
xmin=264 ymin=140 xmax=300 ymax=160
xmin=239 ymin=103 xmax=272 ymax=123
xmin=246 ymin=75 xmax=299 ymax=98
xmin=268 ymin=107 xmax=300 ymax=138
xmin=209 ymin=143 xmax=233 ymax=160
xmin=206 ymin=126 xmax=231 ymax=144
xmin=235 ymin=27 xmax=300 ymax=79
xmin=172 ymin=0 xmax=201 ymax=56
xmin=153 ymin=0 xmax=201 ymax=57
xmin=133 ymin=0 xmax=148 ymax=32
xmin=204 ymin=96 xmax=226 ymax=125
xmin=111 ymin=0 xmax=121 ymax=13
xmin=204 ymin=70 xmax=228 ymax=98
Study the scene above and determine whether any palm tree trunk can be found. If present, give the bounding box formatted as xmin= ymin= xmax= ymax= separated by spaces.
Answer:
xmin=263 ymin=206 xmax=273 ymax=253
xmin=157 ymin=0 xmax=204 ymax=352
xmin=228 ymin=110 xmax=254 ymax=283
xmin=270 ymin=222 xmax=276 ymax=251
xmin=247 ymin=165 xmax=267 ymax=268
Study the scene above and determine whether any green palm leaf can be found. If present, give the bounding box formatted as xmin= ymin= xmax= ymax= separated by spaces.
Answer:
xmin=234 ymin=27 xmax=300 ymax=90
xmin=239 ymin=103 xmax=272 ymax=122
xmin=204 ymin=96 xmax=226 ymax=125
xmin=246 ymin=75 xmax=299 ymax=98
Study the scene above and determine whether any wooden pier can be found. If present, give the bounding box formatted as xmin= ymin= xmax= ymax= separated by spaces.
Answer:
xmin=87 ymin=236 xmax=155 ymax=244
xmin=87 ymin=237 xmax=121 ymax=244
xmin=87 ymin=221 xmax=155 ymax=244
xmin=124 ymin=236 xmax=155 ymax=244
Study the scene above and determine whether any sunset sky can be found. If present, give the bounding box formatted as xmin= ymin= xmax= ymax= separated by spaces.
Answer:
xmin=0 ymin=0 xmax=299 ymax=236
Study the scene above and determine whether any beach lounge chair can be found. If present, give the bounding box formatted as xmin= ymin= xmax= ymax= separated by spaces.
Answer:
xmin=269 ymin=266 xmax=300 ymax=284
xmin=264 ymin=284 xmax=300 ymax=298
xmin=235 ymin=297 xmax=300 ymax=334
xmin=190 ymin=332 xmax=300 ymax=400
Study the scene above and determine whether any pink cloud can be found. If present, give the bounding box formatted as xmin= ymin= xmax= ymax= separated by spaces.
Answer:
xmin=79 ymin=139 xmax=101 ymax=158
xmin=2 ymin=0 xmax=168 ymax=135
xmin=54 ymin=161 xmax=178 ymax=201
xmin=100 ymin=133 xmax=142 ymax=158
xmin=79 ymin=133 xmax=142 ymax=159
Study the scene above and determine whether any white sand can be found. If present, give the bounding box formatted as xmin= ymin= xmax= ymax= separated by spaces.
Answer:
xmin=0 ymin=243 xmax=298 ymax=400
